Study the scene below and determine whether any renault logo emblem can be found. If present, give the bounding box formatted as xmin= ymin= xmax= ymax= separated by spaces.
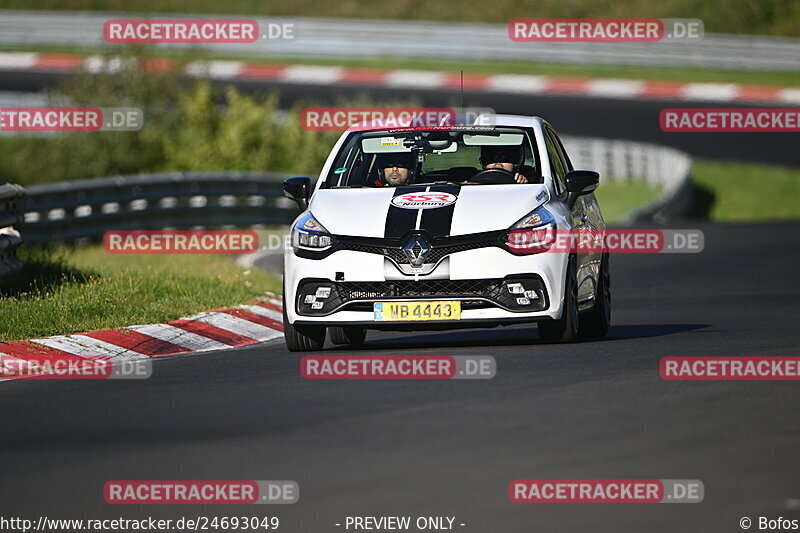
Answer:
xmin=402 ymin=236 xmax=430 ymax=267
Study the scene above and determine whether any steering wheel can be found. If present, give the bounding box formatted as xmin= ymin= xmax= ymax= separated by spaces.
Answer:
xmin=468 ymin=168 xmax=517 ymax=184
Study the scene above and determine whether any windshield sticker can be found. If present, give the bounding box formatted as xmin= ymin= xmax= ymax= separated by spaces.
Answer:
xmin=390 ymin=192 xmax=458 ymax=210
xmin=380 ymin=137 xmax=402 ymax=146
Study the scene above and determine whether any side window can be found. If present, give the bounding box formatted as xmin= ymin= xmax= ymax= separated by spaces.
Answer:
xmin=522 ymin=130 xmax=541 ymax=181
xmin=543 ymin=127 xmax=567 ymax=195
xmin=324 ymin=135 xmax=369 ymax=187
xmin=550 ymin=128 xmax=574 ymax=172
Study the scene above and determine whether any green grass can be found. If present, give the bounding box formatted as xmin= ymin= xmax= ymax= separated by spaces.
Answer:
xmin=1 ymin=0 xmax=797 ymax=36
xmin=594 ymin=181 xmax=662 ymax=225
xmin=691 ymin=159 xmax=800 ymax=221
xmin=596 ymin=159 xmax=800 ymax=224
xmin=0 ymin=245 xmax=281 ymax=342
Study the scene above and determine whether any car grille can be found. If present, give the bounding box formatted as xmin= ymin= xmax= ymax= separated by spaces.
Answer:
xmin=296 ymin=277 xmax=549 ymax=316
xmin=339 ymin=239 xmax=499 ymax=265
xmin=339 ymin=279 xmax=502 ymax=299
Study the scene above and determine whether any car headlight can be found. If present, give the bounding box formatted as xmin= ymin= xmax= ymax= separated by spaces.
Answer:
xmin=504 ymin=206 xmax=557 ymax=254
xmin=291 ymin=212 xmax=337 ymax=251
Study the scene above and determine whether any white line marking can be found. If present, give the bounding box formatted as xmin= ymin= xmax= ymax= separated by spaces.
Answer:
xmin=587 ymin=79 xmax=645 ymax=98
xmin=415 ymin=186 xmax=430 ymax=230
xmin=281 ymin=65 xmax=344 ymax=84
xmin=185 ymin=60 xmax=244 ymax=79
xmin=240 ymin=304 xmax=283 ymax=322
xmin=236 ymin=247 xmax=280 ymax=269
xmin=384 ymin=70 xmax=445 ymax=88
xmin=778 ymin=88 xmax=800 ymax=104
xmin=32 ymin=335 xmax=147 ymax=361
xmin=681 ymin=83 xmax=739 ymax=101
xmin=126 ymin=324 xmax=230 ymax=352
xmin=485 ymin=75 xmax=549 ymax=94
xmin=83 ymin=55 xmax=134 ymax=74
xmin=184 ymin=312 xmax=283 ymax=341
xmin=0 ymin=52 xmax=38 ymax=70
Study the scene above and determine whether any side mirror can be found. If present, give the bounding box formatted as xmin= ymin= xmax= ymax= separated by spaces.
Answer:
xmin=283 ymin=176 xmax=312 ymax=210
xmin=565 ymin=170 xmax=599 ymax=208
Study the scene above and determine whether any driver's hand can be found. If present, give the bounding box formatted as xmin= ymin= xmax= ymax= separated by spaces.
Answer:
xmin=514 ymin=173 xmax=529 ymax=184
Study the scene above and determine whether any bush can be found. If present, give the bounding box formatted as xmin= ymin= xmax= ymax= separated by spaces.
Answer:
xmin=0 ymin=53 xmax=340 ymax=185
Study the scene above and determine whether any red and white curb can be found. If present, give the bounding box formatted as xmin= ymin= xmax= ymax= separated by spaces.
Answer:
xmin=0 ymin=293 xmax=284 ymax=382
xmin=0 ymin=51 xmax=798 ymax=104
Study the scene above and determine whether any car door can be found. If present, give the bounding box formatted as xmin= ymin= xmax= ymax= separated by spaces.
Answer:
xmin=544 ymin=126 xmax=597 ymax=305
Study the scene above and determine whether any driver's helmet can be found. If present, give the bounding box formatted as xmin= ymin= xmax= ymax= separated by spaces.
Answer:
xmin=374 ymin=152 xmax=416 ymax=186
xmin=479 ymin=145 xmax=524 ymax=170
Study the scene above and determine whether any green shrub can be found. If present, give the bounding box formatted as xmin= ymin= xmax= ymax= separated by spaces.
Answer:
xmin=0 ymin=53 xmax=340 ymax=185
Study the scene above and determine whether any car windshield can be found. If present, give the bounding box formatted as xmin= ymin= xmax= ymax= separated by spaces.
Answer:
xmin=323 ymin=127 xmax=541 ymax=188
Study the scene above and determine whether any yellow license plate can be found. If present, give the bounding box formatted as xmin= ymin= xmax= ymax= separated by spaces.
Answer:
xmin=374 ymin=301 xmax=461 ymax=321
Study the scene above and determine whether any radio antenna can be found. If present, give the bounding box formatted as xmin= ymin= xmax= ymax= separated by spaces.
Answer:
xmin=460 ymin=70 xmax=464 ymax=111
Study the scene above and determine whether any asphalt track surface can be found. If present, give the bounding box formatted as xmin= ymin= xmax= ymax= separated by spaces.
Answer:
xmin=3 ymin=70 xmax=800 ymax=167
xmin=2 ymin=221 xmax=800 ymax=532
xmin=2 ymin=70 xmax=799 ymax=531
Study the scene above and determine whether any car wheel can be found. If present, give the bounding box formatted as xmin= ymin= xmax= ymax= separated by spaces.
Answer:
xmin=329 ymin=326 xmax=367 ymax=347
xmin=579 ymin=252 xmax=611 ymax=338
xmin=282 ymin=285 xmax=326 ymax=352
xmin=538 ymin=255 xmax=578 ymax=343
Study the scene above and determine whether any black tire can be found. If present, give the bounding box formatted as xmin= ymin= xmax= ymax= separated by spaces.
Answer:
xmin=329 ymin=326 xmax=367 ymax=347
xmin=579 ymin=252 xmax=611 ymax=338
xmin=282 ymin=287 xmax=326 ymax=352
xmin=538 ymin=255 xmax=579 ymax=343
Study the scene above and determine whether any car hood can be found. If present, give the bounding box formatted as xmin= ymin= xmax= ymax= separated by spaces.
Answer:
xmin=308 ymin=184 xmax=550 ymax=239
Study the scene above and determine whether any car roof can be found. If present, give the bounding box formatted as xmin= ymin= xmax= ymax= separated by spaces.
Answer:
xmin=344 ymin=114 xmax=544 ymax=133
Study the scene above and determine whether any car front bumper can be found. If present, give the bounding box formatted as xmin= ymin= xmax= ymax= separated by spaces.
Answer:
xmin=284 ymin=245 xmax=569 ymax=327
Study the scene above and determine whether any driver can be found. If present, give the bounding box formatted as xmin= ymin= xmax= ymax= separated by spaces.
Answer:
xmin=479 ymin=146 xmax=530 ymax=184
xmin=372 ymin=152 xmax=416 ymax=187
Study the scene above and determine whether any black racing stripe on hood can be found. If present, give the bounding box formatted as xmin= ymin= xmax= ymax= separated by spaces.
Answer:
xmin=384 ymin=186 xmax=427 ymax=239
xmin=419 ymin=185 xmax=461 ymax=239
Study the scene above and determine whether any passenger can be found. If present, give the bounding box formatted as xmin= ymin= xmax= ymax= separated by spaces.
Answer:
xmin=479 ymin=146 xmax=531 ymax=183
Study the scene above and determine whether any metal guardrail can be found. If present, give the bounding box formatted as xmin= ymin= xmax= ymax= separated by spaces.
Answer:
xmin=0 ymin=183 xmax=26 ymax=277
xmin=1 ymin=10 xmax=799 ymax=71
xmin=18 ymin=137 xmax=692 ymax=249
xmin=561 ymin=136 xmax=693 ymax=224
xmin=20 ymin=171 xmax=296 ymax=244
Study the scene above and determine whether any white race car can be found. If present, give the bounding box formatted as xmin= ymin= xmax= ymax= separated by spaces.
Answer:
xmin=281 ymin=115 xmax=610 ymax=351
